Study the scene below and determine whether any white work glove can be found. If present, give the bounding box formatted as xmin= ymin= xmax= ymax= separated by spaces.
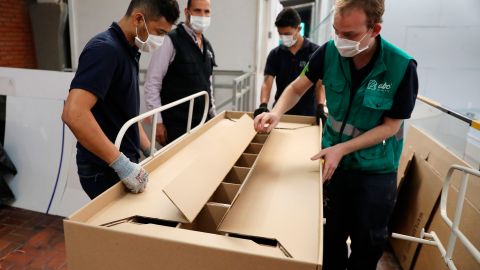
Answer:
xmin=110 ymin=153 xmax=148 ymax=193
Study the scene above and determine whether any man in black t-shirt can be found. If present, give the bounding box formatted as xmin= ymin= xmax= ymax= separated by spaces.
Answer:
xmin=254 ymin=8 xmax=327 ymax=124
xmin=62 ymin=0 xmax=179 ymax=199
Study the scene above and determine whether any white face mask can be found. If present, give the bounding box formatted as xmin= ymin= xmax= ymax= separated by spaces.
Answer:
xmin=134 ymin=16 xmax=165 ymax=53
xmin=280 ymin=35 xmax=297 ymax=48
xmin=333 ymin=30 xmax=371 ymax=57
xmin=190 ymin=15 xmax=211 ymax=33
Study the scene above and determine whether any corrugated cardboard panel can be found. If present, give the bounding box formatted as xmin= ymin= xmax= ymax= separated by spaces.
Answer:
xmin=414 ymin=187 xmax=480 ymax=270
xmin=390 ymin=156 xmax=444 ymax=270
xmin=219 ymin=126 xmax=322 ymax=263
xmin=82 ymin=115 xmax=249 ymax=225
xmin=405 ymin=126 xmax=480 ymax=211
xmin=391 ymin=125 xmax=480 ymax=270
xmin=64 ymin=220 xmax=318 ymax=270
xmin=163 ymin=114 xmax=256 ymax=222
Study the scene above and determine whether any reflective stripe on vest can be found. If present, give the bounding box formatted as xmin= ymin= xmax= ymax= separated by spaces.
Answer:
xmin=329 ymin=115 xmax=404 ymax=140
xmin=329 ymin=116 xmax=364 ymax=138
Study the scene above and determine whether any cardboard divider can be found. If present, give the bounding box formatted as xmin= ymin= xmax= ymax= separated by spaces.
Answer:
xmin=209 ymin=183 xmax=241 ymax=205
xmin=252 ymin=134 xmax=268 ymax=144
xmin=244 ymin=143 xmax=263 ymax=154
xmin=179 ymin=203 xmax=229 ymax=235
xmin=224 ymin=166 xmax=250 ymax=184
xmin=235 ymin=153 xmax=258 ymax=168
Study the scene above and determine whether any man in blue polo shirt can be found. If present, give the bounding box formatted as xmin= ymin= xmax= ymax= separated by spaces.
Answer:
xmin=254 ymin=8 xmax=327 ymax=124
xmin=255 ymin=0 xmax=418 ymax=269
xmin=62 ymin=0 xmax=179 ymax=199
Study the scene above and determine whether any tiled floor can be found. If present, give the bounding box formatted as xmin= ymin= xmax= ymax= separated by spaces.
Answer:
xmin=0 ymin=206 xmax=402 ymax=270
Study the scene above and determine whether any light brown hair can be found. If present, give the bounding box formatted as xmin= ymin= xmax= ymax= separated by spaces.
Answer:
xmin=335 ymin=0 xmax=385 ymax=28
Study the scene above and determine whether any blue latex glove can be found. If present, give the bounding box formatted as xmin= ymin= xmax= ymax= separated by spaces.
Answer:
xmin=110 ymin=153 xmax=148 ymax=193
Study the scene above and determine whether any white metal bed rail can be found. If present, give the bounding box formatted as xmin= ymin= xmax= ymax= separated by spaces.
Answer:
xmin=392 ymin=164 xmax=480 ymax=270
xmin=233 ymin=72 xmax=253 ymax=112
xmin=114 ymin=91 xmax=209 ymax=162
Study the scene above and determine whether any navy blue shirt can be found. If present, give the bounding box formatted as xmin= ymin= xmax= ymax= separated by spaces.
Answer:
xmin=70 ymin=22 xmax=141 ymax=166
xmin=264 ymin=38 xmax=320 ymax=116
xmin=304 ymin=38 xmax=418 ymax=119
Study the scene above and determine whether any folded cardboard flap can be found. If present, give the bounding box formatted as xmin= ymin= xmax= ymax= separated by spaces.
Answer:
xmin=163 ymin=114 xmax=257 ymax=222
xmin=209 ymin=183 xmax=241 ymax=205
xmin=179 ymin=203 xmax=229 ymax=235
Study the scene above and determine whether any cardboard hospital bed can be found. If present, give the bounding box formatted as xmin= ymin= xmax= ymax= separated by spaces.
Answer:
xmin=64 ymin=92 xmax=324 ymax=270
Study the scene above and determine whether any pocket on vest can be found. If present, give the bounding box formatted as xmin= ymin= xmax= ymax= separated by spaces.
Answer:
xmin=325 ymin=82 xmax=347 ymax=120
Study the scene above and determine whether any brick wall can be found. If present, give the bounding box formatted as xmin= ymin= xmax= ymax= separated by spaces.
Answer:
xmin=0 ymin=0 xmax=37 ymax=68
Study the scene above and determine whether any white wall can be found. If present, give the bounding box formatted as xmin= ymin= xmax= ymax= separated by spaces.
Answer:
xmin=0 ymin=68 xmax=89 ymax=217
xmin=69 ymin=0 xmax=261 ymax=72
xmin=382 ymin=0 xmax=480 ymax=114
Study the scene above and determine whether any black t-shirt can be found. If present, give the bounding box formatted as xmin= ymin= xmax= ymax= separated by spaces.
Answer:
xmin=304 ymin=39 xmax=418 ymax=119
xmin=264 ymin=38 xmax=320 ymax=116
xmin=70 ymin=22 xmax=141 ymax=166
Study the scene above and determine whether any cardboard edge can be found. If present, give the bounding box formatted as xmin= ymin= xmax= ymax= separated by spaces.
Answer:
xmin=68 ymin=183 xmax=125 ymax=222
xmin=316 ymin=123 xmax=324 ymax=267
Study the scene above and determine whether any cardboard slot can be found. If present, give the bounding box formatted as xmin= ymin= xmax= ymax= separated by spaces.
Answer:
xmin=223 ymin=166 xmax=250 ymax=184
xmin=252 ymin=134 xmax=268 ymax=144
xmin=228 ymin=233 xmax=292 ymax=258
xmin=235 ymin=153 xmax=257 ymax=168
xmin=244 ymin=143 xmax=263 ymax=154
xmin=209 ymin=183 xmax=241 ymax=205
xmin=101 ymin=216 xmax=179 ymax=228
xmin=129 ymin=216 xmax=179 ymax=227
xmin=179 ymin=203 xmax=229 ymax=235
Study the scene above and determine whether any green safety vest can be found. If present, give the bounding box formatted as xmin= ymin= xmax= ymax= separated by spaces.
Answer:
xmin=321 ymin=37 xmax=413 ymax=173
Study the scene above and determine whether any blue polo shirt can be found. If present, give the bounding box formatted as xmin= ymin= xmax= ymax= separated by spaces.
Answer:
xmin=264 ymin=38 xmax=320 ymax=116
xmin=70 ymin=22 xmax=141 ymax=166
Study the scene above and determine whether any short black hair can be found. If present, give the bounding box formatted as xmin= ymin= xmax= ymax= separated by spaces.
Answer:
xmin=126 ymin=0 xmax=180 ymax=24
xmin=187 ymin=0 xmax=192 ymax=8
xmin=275 ymin=8 xmax=301 ymax=28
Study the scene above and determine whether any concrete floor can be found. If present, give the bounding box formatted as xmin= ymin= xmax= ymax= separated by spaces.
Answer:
xmin=0 ymin=206 xmax=402 ymax=270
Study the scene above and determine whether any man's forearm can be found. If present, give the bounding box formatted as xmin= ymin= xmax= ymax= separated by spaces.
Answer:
xmin=138 ymin=122 xmax=150 ymax=152
xmin=271 ymin=85 xmax=302 ymax=115
xmin=315 ymin=82 xmax=326 ymax=105
xmin=338 ymin=119 xmax=403 ymax=156
xmin=65 ymin=111 xmax=120 ymax=164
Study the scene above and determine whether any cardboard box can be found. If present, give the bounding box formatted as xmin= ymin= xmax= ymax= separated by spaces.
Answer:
xmin=64 ymin=112 xmax=324 ymax=270
xmin=390 ymin=125 xmax=480 ymax=270
xmin=390 ymin=154 xmax=444 ymax=270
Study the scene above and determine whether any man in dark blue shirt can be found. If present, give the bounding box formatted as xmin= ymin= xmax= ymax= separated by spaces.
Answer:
xmin=62 ymin=0 xmax=179 ymax=199
xmin=254 ymin=8 xmax=327 ymax=124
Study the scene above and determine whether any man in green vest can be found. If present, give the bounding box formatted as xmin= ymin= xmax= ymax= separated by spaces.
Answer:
xmin=254 ymin=0 xmax=418 ymax=269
